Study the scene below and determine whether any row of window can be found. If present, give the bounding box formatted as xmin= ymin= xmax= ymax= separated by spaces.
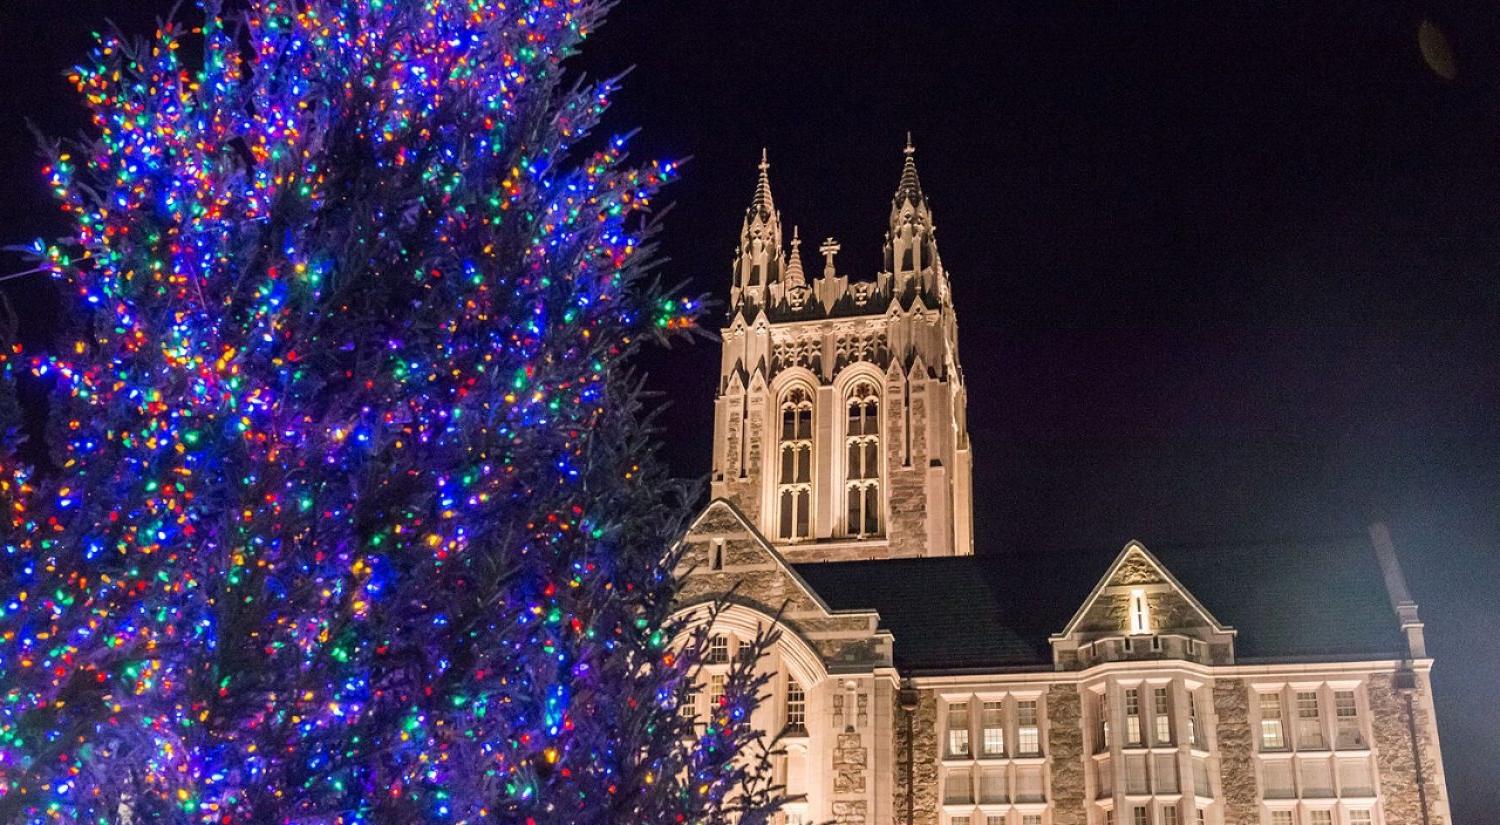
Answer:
xmin=1268 ymin=810 xmax=1375 ymax=825
xmin=1100 ymin=806 xmax=1209 ymax=825
xmin=946 ymin=697 xmax=1044 ymax=759
xmin=1257 ymin=688 xmax=1365 ymax=752
xmin=944 ymin=764 xmax=1047 ymax=805
xmin=1095 ymin=684 xmax=1206 ymax=753
xmin=948 ymin=815 xmax=1044 ymax=825
xmin=1095 ymin=753 xmax=1213 ymax=799
xmin=1261 ymin=757 xmax=1375 ymax=800
xmin=776 ymin=382 xmax=884 ymax=541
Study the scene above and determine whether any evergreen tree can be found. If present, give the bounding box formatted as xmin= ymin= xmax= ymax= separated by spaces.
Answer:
xmin=0 ymin=1 xmax=776 ymax=822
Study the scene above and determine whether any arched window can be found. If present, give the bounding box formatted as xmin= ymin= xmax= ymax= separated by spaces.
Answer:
xmin=844 ymin=382 xmax=881 ymax=537
xmin=777 ymin=387 xmax=814 ymax=541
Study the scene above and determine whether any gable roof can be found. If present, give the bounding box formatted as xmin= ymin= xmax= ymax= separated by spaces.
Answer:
xmin=1053 ymin=540 xmax=1234 ymax=641
xmin=792 ymin=533 xmax=1405 ymax=673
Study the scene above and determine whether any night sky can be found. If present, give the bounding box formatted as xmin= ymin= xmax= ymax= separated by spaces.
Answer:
xmin=2 ymin=1 xmax=1497 ymax=819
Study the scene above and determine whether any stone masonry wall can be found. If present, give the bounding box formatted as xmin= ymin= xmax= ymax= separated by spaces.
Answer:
xmin=1212 ymin=679 xmax=1257 ymax=825
xmin=892 ymin=688 xmax=939 ymax=825
xmin=1367 ymin=672 xmax=1448 ymax=825
xmin=1047 ymin=684 xmax=1087 ymax=825
xmin=885 ymin=381 xmax=928 ymax=557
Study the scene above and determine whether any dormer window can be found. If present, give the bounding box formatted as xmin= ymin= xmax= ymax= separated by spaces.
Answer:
xmin=1129 ymin=588 xmax=1151 ymax=634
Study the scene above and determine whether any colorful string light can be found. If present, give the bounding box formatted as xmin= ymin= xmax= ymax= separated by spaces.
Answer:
xmin=0 ymin=1 xmax=773 ymax=822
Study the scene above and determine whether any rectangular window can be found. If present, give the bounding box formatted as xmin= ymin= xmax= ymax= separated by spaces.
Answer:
xmin=1296 ymin=691 xmax=1325 ymax=750
xmin=1195 ymin=811 xmax=1205 ymax=825
xmin=1154 ymin=687 xmax=1172 ymax=745
xmin=1162 ymin=807 xmax=1178 ymax=825
xmin=707 ymin=634 xmax=729 ymax=664
xmin=1096 ymin=756 xmax=1113 ymax=799
xmin=1270 ymin=813 xmax=1293 ymax=825
xmin=1348 ymin=811 xmax=1373 ymax=825
xmin=944 ymin=768 xmax=973 ymax=804
xmin=1125 ymin=689 xmax=1143 ymax=746
xmin=1262 ymin=761 xmax=1295 ymax=799
xmin=680 ymin=684 xmax=699 ymax=721
xmin=1133 ymin=807 xmax=1150 ymax=825
xmin=1130 ymin=589 xmax=1151 ymax=633
xmin=1017 ymin=765 xmax=1045 ymax=802
xmin=785 ymin=679 xmax=806 ymax=734
xmin=1126 ymin=755 xmax=1148 ymax=795
xmin=981 ymin=701 xmax=1006 ymax=756
xmin=1309 ymin=813 xmax=1332 ymax=825
xmin=1105 ymin=811 xmax=1115 ymax=825
xmin=1017 ymin=700 xmax=1041 ymax=755
xmin=1191 ymin=757 xmax=1213 ymax=799
xmin=1334 ymin=690 xmax=1364 ymax=749
xmin=951 ymin=818 xmax=971 ymax=825
xmin=1259 ymin=693 xmax=1286 ymax=750
xmin=979 ymin=767 xmax=1007 ymax=803
xmin=1098 ymin=691 xmax=1112 ymax=752
xmin=1155 ymin=753 xmax=1180 ymax=794
xmin=1023 ymin=817 xmax=1042 ymax=825
xmin=988 ymin=818 xmax=1006 ymax=825
xmin=1338 ymin=757 xmax=1375 ymax=797
xmin=1299 ymin=758 xmax=1334 ymax=798
xmin=948 ymin=702 xmax=972 ymax=757
xmin=1187 ymin=690 xmax=1203 ymax=749
xmin=708 ymin=673 xmax=726 ymax=711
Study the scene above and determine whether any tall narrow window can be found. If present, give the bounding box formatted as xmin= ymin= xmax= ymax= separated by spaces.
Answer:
xmin=1130 ymin=589 xmax=1151 ymax=634
xmin=1259 ymin=693 xmax=1286 ymax=750
xmin=1162 ymin=807 xmax=1178 ymax=825
xmin=1154 ymin=687 xmax=1172 ymax=745
xmin=709 ymin=538 xmax=724 ymax=570
xmin=844 ymin=382 xmax=881 ymax=537
xmin=947 ymin=701 xmax=971 ymax=756
xmin=1187 ymin=689 xmax=1203 ymax=748
xmin=1097 ymin=691 xmax=1112 ymax=752
xmin=1125 ymin=688 xmax=1143 ymax=746
xmin=680 ymin=684 xmax=700 ymax=721
xmin=1334 ymin=690 xmax=1364 ymax=749
xmin=1133 ymin=807 xmax=1150 ymax=825
xmin=708 ymin=673 xmax=726 ymax=712
xmin=777 ymin=387 xmax=814 ymax=541
xmin=1296 ymin=691 xmax=1325 ymax=749
xmin=1017 ymin=700 xmax=1041 ymax=755
xmin=981 ymin=701 xmax=1006 ymax=756
xmin=785 ymin=678 xmax=806 ymax=734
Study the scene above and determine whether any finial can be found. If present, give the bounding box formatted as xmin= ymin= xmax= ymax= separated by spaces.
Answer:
xmin=748 ymin=148 xmax=776 ymax=219
xmin=791 ymin=225 xmax=801 ymax=248
xmin=904 ymin=131 xmax=915 ymax=155
xmin=759 ymin=147 xmax=770 ymax=172
xmin=819 ymin=237 xmax=841 ymax=279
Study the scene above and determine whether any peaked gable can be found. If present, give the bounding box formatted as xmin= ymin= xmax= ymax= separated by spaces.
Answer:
xmin=1050 ymin=541 xmax=1237 ymax=669
xmin=675 ymin=499 xmax=892 ymax=669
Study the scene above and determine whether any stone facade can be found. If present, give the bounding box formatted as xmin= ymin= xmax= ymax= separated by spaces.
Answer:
xmin=672 ymin=148 xmax=1452 ymax=825
xmin=1213 ymin=678 xmax=1257 ymax=825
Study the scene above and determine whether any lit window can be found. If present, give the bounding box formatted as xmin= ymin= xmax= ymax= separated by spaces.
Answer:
xmin=708 ymin=673 xmax=726 ymax=711
xmin=777 ymin=387 xmax=814 ymax=540
xmin=1187 ymin=689 xmax=1203 ymax=748
xmin=707 ymin=634 xmax=729 ymax=664
xmin=981 ymin=701 xmax=1006 ymax=756
xmin=680 ymin=684 xmax=699 ymax=721
xmin=951 ymin=818 xmax=971 ymax=825
xmin=1154 ymin=687 xmax=1172 ymax=745
xmin=989 ymin=818 xmax=1008 ymax=825
xmin=1296 ymin=691 xmax=1325 ymax=750
xmin=1023 ymin=817 xmax=1042 ymax=825
xmin=1130 ymin=589 xmax=1151 ymax=634
xmin=1097 ymin=691 xmax=1111 ymax=752
xmin=947 ymin=701 xmax=971 ymax=757
xmin=1334 ymin=690 xmax=1364 ymax=749
xmin=1348 ymin=812 xmax=1373 ymax=825
xmin=1125 ymin=688 xmax=1143 ymax=746
xmin=1309 ymin=813 xmax=1332 ymax=825
xmin=1270 ymin=813 xmax=1293 ymax=825
xmin=844 ymin=382 xmax=881 ymax=537
xmin=1259 ymin=693 xmax=1286 ymax=750
xmin=1134 ymin=807 xmax=1150 ymax=825
xmin=785 ymin=679 xmax=806 ymax=734
xmin=1017 ymin=700 xmax=1041 ymax=755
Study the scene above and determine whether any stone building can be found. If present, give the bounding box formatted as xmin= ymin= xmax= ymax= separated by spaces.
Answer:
xmin=674 ymin=145 xmax=1452 ymax=825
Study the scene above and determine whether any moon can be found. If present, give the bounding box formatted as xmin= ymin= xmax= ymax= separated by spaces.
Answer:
xmin=1418 ymin=19 xmax=1458 ymax=81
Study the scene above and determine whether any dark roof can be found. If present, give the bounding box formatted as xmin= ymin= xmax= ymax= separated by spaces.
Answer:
xmin=792 ymin=534 xmax=1406 ymax=673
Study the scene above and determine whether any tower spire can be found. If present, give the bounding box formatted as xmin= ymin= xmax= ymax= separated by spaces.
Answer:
xmin=732 ymin=149 xmax=784 ymax=312
xmin=784 ymin=226 xmax=806 ymax=290
xmin=750 ymin=147 xmax=776 ymax=219
xmin=893 ymin=134 xmax=925 ymax=209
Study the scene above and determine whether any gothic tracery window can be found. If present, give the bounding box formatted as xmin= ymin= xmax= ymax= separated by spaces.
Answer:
xmin=777 ymin=387 xmax=814 ymax=541
xmin=844 ymin=382 xmax=881 ymax=537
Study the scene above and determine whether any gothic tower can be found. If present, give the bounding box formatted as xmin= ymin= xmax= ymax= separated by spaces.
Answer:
xmin=710 ymin=141 xmax=974 ymax=562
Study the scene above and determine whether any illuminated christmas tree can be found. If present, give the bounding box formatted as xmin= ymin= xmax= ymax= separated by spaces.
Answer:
xmin=0 ymin=1 xmax=777 ymax=822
